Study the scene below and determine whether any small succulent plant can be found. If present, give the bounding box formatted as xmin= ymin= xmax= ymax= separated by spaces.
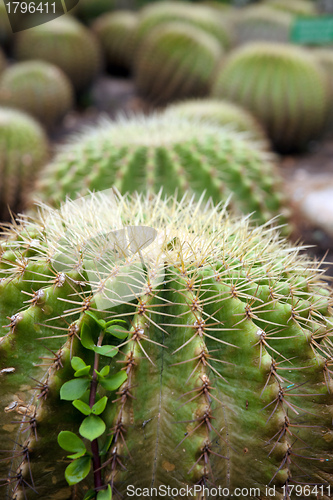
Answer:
xmin=33 ymin=114 xmax=286 ymax=227
xmin=134 ymin=21 xmax=223 ymax=103
xmin=0 ymin=190 xmax=332 ymax=499
xmin=0 ymin=60 xmax=74 ymax=128
xmin=14 ymin=16 xmax=102 ymax=92
xmin=0 ymin=107 xmax=49 ymax=221
xmin=135 ymin=1 xmax=233 ymax=50
xmin=163 ymin=98 xmax=270 ymax=148
xmin=92 ymin=11 xmax=138 ymax=73
xmin=212 ymin=42 xmax=330 ymax=153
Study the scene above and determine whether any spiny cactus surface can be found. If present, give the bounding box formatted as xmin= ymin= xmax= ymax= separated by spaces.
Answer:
xmin=14 ymin=16 xmax=102 ymax=91
xmin=33 ymin=114 xmax=286 ymax=226
xmin=134 ymin=22 xmax=222 ymax=103
xmin=0 ymin=191 xmax=333 ymax=499
xmin=92 ymin=11 xmax=138 ymax=72
xmin=163 ymin=98 xmax=270 ymax=147
xmin=212 ymin=42 xmax=330 ymax=153
xmin=0 ymin=107 xmax=48 ymax=221
xmin=0 ymin=61 xmax=74 ymax=128
xmin=135 ymin=1 xmax=233 ymax=49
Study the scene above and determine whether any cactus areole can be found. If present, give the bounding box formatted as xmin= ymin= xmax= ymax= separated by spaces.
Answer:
xmin=0 ymin=191 xmax=332 ymax=499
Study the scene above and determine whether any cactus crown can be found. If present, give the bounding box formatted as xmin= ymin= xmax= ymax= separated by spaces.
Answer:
xmin=33 ymin=114 xmax=286 ymax=226
xmin=0 ymin=191 xmax=333 ymax=498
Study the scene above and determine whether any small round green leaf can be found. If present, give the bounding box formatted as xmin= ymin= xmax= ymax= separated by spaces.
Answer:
xmin=100 ymin=371 xmax=127 ymax=391
xmin=60 ymin=378 xmax=90 ymax=401
xmin=58 ymin=431 xmax=86 ymax=453
xmin=93 ymin=345 xmax=118 ymax=357
xmin=92 ymin=396 xmax=108 ymax=415
xmin=79 ymin=415 xmax=106 ymax=441
xmin=74 ymin=366 xmax=91 ymax=377
xmin=106 ymin=325 xmax=128 ymax=339
xmin=72 ymin=399 xmax=92 ymax=415
xmin=65 ymin=456 xmax=91 ymax=485
xmin=71 ymin=357 xmax=87 ymax=372
xmin=100 ymin=366 xmax=110 ymax=378
xmin=81 ymin=325 xmax=95 ymax=350
xmin=97 ymin=485 xmax=112 ymax=500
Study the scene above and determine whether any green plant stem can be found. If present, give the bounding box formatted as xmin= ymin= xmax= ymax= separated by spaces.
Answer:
xmin=89 ymin=331 xmax=105 ymax=492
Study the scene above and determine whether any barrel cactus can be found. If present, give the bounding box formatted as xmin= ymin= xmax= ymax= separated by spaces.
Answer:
xmin=0 ymin=107 xmax=48 ymax=221
xmin=92 ymin=11 xmax=138 ymax=73
xmin=234 ymin=5 xmax=292 ymax=45
xmin=163 ymin=98 xmax=270 ymax=148
xmin=134 ymin=22 xmax=222 ymax=103
xmin=0 ymin=61 xmax=74 ymax=128
xmin=33 ymin=114 xmax=286 ymax=226
xmin=0 ymin=190 xmax=333 ymax=499
xmin=265 ymin=0 xmax=316 ymax=16
xmin=14 ymin=16 xmax=102 ymax=92
xmin=212 ymin=42 xmax=330 ymax=153
xmin=135 ymin=1 xmax=233 ymax=50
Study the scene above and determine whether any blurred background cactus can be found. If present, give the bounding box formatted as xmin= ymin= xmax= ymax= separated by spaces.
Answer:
xmin=135 ymin=21 xmax=222 ymax=103
xmin=163 ymin=98 xmax=270 ymax=147
xmin=0 ymin=61 xmax=74 ymax=128
xmin=14 ymin=16 xmax=102 ymax=92
xmin=92 ymin=11 xmax=138 ymax=74
xmin=212 ymin=42 xmax=330 ymax=153
xmin=0 ymin=107 xmax=48 ymax=220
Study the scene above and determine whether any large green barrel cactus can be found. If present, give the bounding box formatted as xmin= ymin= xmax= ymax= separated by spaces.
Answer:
xmin=234 ymin=5 xmax=292 ymax=45
xmin=0 ymin=61 xmax=74 ymax=128
xmin=0 ymin=107 xmax=48 ymax=221
xmin=134 ymin=22 xmax=222 ymax=103
xmin=0 ymin=190 xmax=333 ymax=499
xmin=92 ymin=11 xmax=138 ymax=73
xmin=14 ymin=16 xmax=102 ymax=92
xmin=135 ymin=1 xmax=233 ymax=50
xmin=33 ymin=114 xmax=286 ymax=226
xmin=211 ymin=42 xmax=330 ymax=153
xmin=163 ymin=98 xmax=270 ymax=147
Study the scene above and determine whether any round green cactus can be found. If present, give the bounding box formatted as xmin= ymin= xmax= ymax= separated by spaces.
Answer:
xmin=265 ymin=0 xmax=316 ymax=16
xmin=14 ymin=16 xmax=102 ymax=92
xmin=163 ymin=98 xmax=270 ymax=148
xmin=234 ymin=5 xmax=292 ymax=45
xmin=92 ymin=11 xmax=138 ymax=73
xmin=135 ymin=1 xmax=233 ymax=50
xmin=211 ymin=42 xmax=330 ymax=153
xmin=0 ymin=190 xmax=333 ymax=499
xmin=0 ymin=61 xmax=74 ymax=128
xmin=0 ymin=107 xmax=49 ymax=221
xmin=33 ymin=114 xmax=286 ymax=227
xmin=134 ymin=21 xmax=222 ymax=103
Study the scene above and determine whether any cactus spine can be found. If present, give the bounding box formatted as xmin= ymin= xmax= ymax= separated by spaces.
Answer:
xmin=0 ymin=191 xmax=333 ymax=499
xmin=33 ymin=114 xmax=286 ymax=226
